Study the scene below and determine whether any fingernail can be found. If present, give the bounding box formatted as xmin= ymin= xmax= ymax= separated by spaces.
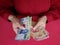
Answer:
xmin=32 ymin=28 xmax=36 ymax=31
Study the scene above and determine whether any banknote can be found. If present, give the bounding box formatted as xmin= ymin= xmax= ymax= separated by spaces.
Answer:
xmin=15 ymin=16 xmax=49 ymax=41
xmin=31 ymin=16 xmax=49 ymax=41
xmin=15 ymin=16 xmax=32 ymax=40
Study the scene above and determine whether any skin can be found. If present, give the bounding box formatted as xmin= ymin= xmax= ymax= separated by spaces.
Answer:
xmin=8 ymin=15 xmax=47 ymax=34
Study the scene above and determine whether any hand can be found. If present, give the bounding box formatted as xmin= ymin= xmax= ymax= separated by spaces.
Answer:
xmin=8 ymin=15 xmax=24 ymax=34
xmin=31 ymin=16 xmax=48 ymax=40
xmin=32 ymin=16 xmax=47 ymax=32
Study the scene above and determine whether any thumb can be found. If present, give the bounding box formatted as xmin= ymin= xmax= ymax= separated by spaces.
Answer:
xmin=33 ymin=22 xmax=40 ymax=31
xmin=18 ymin=24 xmax=25 ymax=29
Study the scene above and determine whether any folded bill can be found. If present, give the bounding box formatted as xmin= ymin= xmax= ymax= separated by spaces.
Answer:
xmin=31 ymin=16 xmax=49 ymax=41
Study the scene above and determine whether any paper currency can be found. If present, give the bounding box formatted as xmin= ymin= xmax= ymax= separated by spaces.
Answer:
xmin=15 ymin=16 xmax=49 ymax=41
xmin=31 ymin=16 xmax=49 ymax=41
xmin=15 ymin=16 xmax=32 ymax=40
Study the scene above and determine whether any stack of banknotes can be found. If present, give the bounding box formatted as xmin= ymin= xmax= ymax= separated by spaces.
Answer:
xmin=15 ymin=16 xmax=49 ymax=41
xmin=15 ymin=16 xmax=32 ymax=40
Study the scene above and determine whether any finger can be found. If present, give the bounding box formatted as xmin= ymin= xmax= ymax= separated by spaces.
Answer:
xmin=15 ymin=22 xmax=25 ymax=29
xmin=33 ymin=22 xmax=40 ymax=31
xmin=18 ymin=24 xmax=25 ymax=29
xmin=12 ymin=24 xmax=18 ymax=34
xmin=13 ymin=27 xmax=18 ymax=34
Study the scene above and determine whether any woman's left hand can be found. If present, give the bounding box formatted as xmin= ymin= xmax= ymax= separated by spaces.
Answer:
xmin=32 ymin=16 xmax=47 ymax=32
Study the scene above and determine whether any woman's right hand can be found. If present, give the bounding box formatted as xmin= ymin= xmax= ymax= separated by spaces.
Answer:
xmin=8 ymin=15 xmax=24 ymax=34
